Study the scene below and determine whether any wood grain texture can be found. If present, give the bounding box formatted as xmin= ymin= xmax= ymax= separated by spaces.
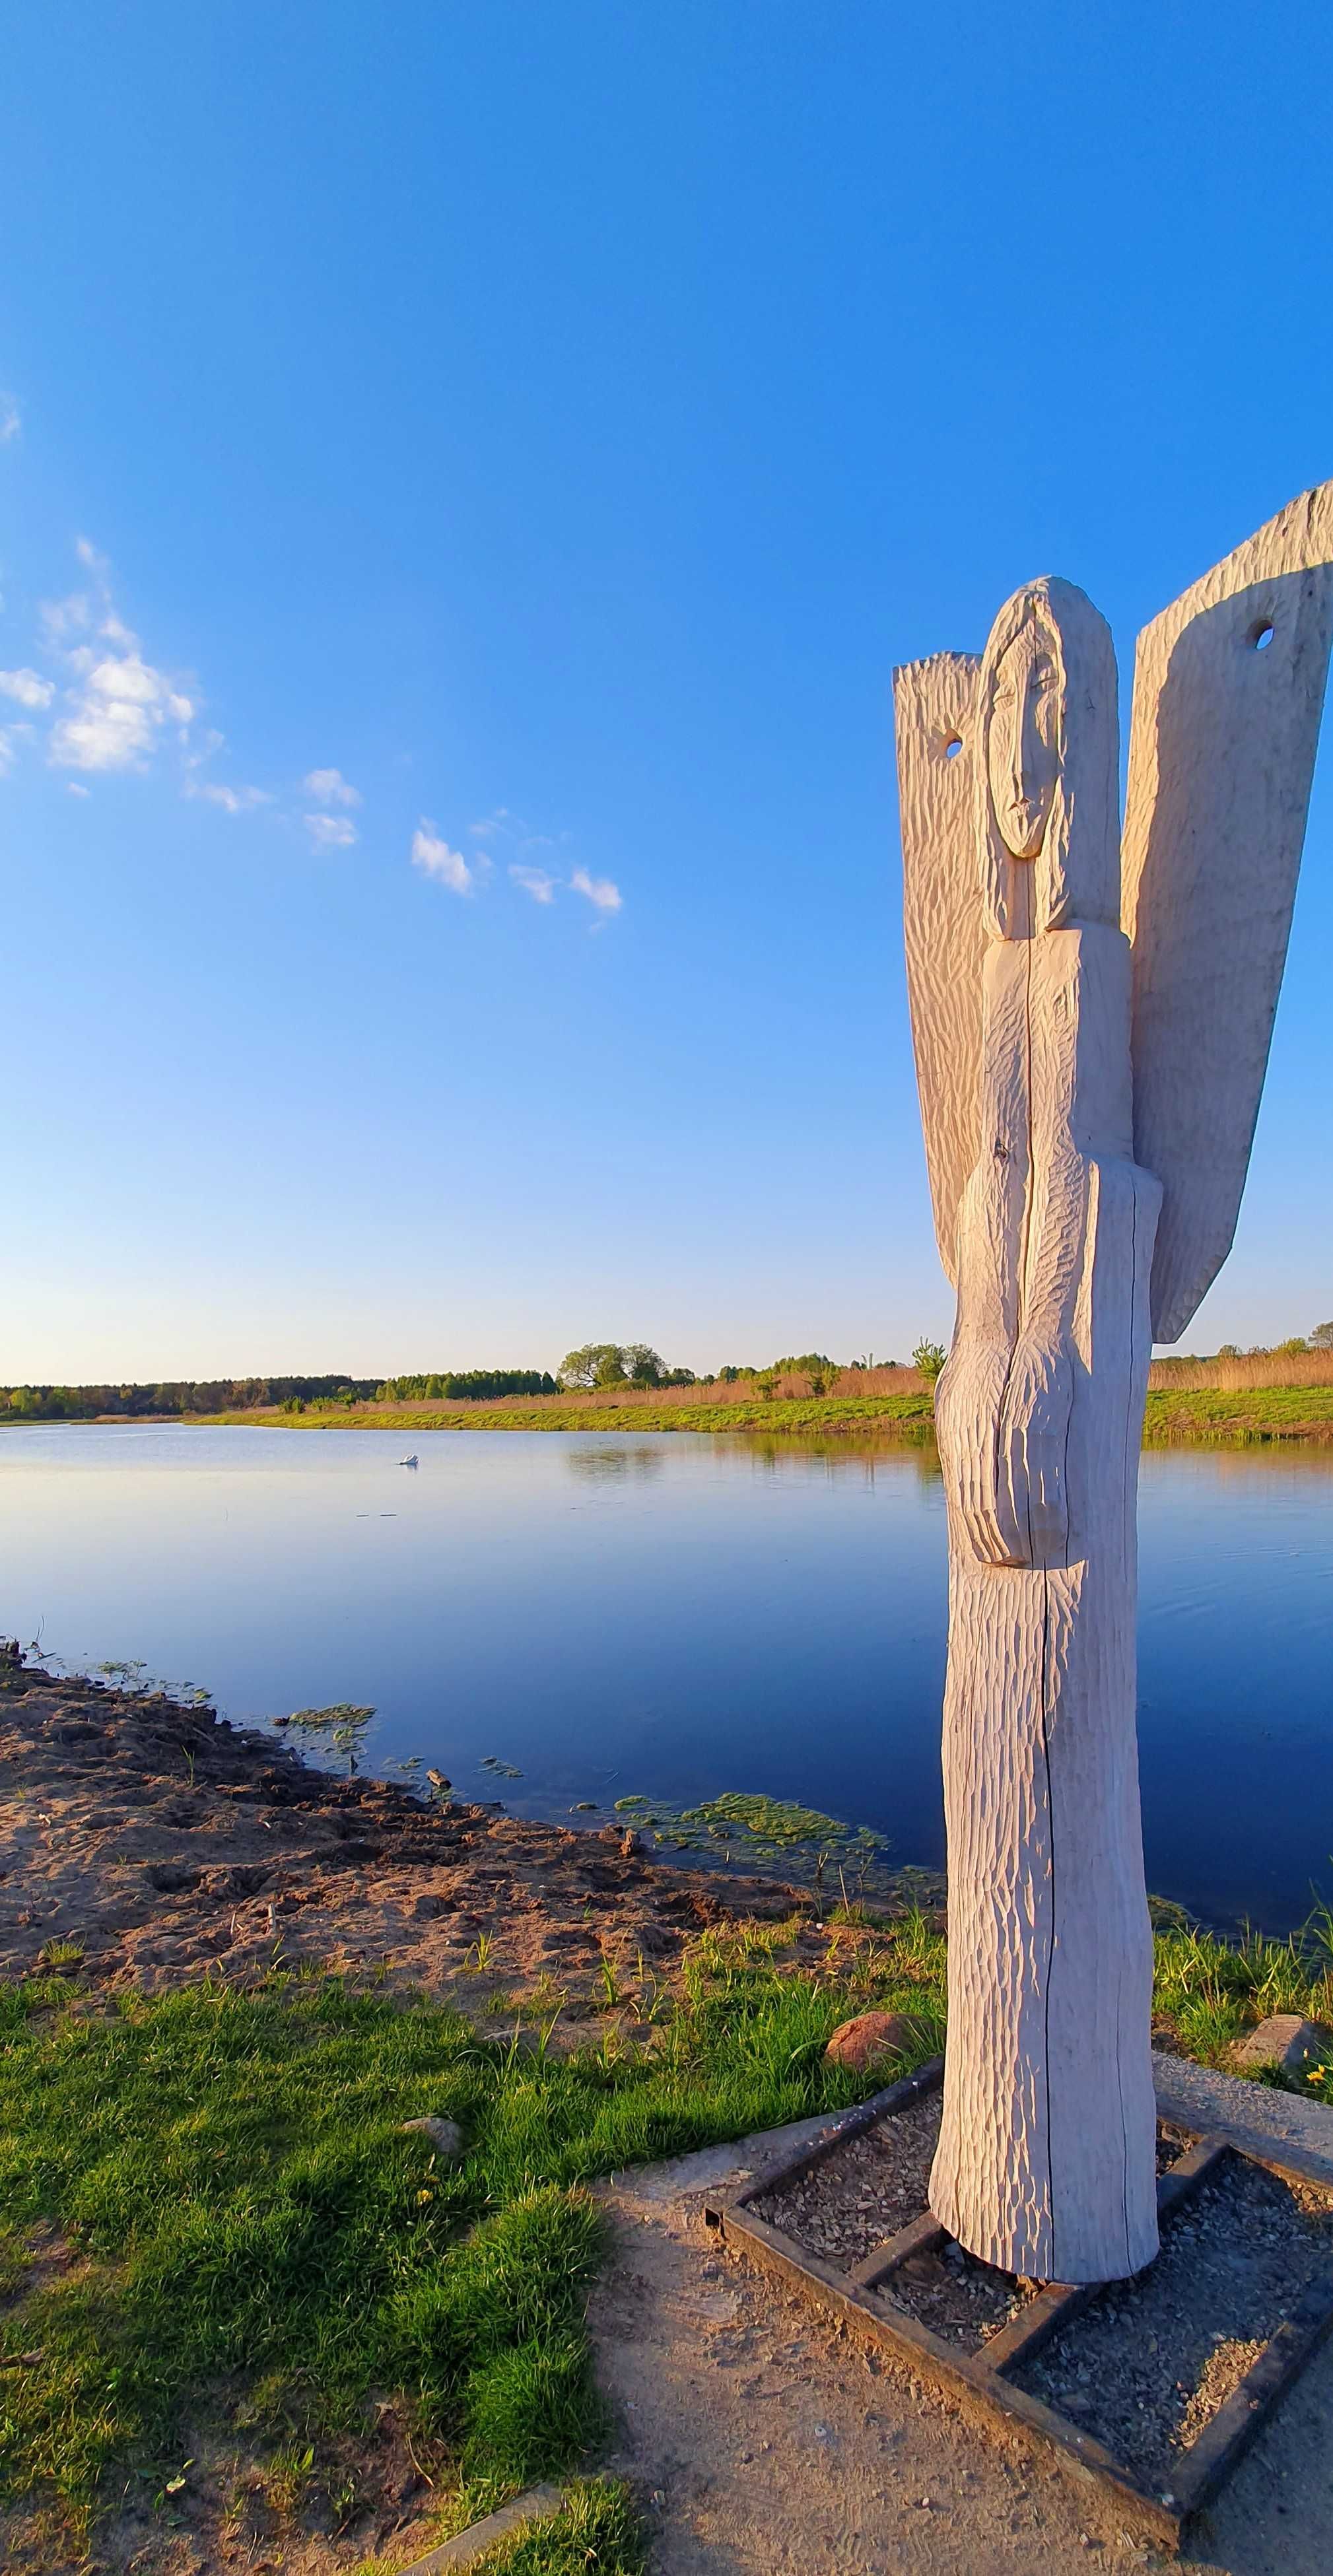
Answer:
xmin=902 ymin=518 xmax=1332 ymax=2284
xmin=929 ymin=926 xmax=1161 ymax=2283
xmin=916 ymin=583 xmax=1161 ymax=2284
xmin=895 ymin=652 xmax=983 ymax=1285
xmin=1123 ymin=480 xmax=1333 ymax=1341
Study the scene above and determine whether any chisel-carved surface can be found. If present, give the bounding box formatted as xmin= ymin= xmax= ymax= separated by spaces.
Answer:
xmin=895 ymin=496 xmax=1332 ymax=2281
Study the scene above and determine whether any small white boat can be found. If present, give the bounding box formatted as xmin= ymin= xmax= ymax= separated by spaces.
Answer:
xmin=399 ymin=1453 xmax=419 ymax=1468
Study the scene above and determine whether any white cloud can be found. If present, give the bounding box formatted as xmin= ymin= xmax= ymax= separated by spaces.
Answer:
xmin=304 ymin=766 xmax=361 ymax=807
xmin=0 ymin=393 xmax=19 ymax=445
xmin=0 ymin=733 xmax=15 ymax=776
xmin=305 ymin=812 xmax=357 ymax=852
xmin=510 ymin=863 xmax=557 ymax=904
xmin=50 ymin=647 xmax=194 ymax=772
xmin=193 ymin=781 xmax=271 ymax=815
xmin=469 ymin=809 xmax=512 ymax=840
xmin=412 ymin=822 xmax=478 ymax=895
xmin=37 ymin=541 xmax=199 ymax=775
xmin=67 ymin=780 xmax=90 ymax=798
xmin=0 ymin=667 xmax=54 ymax=710
xmin=570 ymin=865 xmax=623 ymax=914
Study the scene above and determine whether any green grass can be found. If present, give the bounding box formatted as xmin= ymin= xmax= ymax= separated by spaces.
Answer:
xmin=469 ymin=2480 xmax=646 ymax=2574
xmin=0 ymin=1925 xmax=943 ymax=2546
xmin=196 ymin=1392 xmax=939 ymax=1436
xmin=1141 ymin=1386 xmax=1333 ymax=1442
xmin=3 ymin=1898 xmax=1329 ymax=2563
xmin=195 ymin=1384 xmax=1333 ymax=1442
xmin=1151 ymin=1904 xmax=1333 ymax=2075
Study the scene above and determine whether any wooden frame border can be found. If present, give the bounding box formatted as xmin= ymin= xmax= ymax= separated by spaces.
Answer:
xmin=702 ymin=2063 xmax=1333 ymax=2553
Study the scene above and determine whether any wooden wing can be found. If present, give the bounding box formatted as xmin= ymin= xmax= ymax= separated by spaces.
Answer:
xmin=894 ymin=651 xmax=983 ymax=1287
xmin=1122 ymin=481 xmax=1333 ymax=1343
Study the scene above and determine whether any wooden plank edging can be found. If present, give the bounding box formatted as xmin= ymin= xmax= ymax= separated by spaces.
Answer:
xmin=390 ymin=2483 xmax=566 ymax=2575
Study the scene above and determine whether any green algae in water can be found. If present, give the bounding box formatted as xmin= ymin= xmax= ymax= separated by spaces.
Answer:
xmin=603 ymin=1788 xmax=895 ymax=1898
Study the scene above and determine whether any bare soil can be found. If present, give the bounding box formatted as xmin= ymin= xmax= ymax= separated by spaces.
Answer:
xmin=0 ymin=1659 xmax=809 ymax=2005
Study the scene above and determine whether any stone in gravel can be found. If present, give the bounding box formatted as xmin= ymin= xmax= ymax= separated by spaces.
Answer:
xmin=400 ymin=2117 xmax=465 ymax=2160
xmin=412 ymin=1894 xmax=444 ymax=1919
xmin=1231 ymin=2014 xmax=1332 ymax=2082
xmin=823 ymin=2010 xmax=914 ymax=2072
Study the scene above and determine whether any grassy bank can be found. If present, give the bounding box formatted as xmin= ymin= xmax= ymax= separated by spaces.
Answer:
xmin=1142 ymin=1384 xmax=1333 ymax=1442
xmin=192 ymin=1383 xmax=1333 ymax=1443
xmin=0 ymin=1920 xmax=943 ymax=2567
xmin=2 ymin=1901 xmax=1330 ymax=2569
xmin=200 ymin=1389 xmax=938 ymax=1436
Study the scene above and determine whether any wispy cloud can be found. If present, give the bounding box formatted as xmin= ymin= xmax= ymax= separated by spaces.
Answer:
xmin=305 ymin=812 xmax=358 ymax=852
xmin=510 ymin=863 xmax=557 ymax=904
xmin=304 ymin=767 xmax=360 ymax=808
xmin=192 ymin=780 xmax=271 ymax=815
xmin=412 ymin=822 xmax=479 ymax=895
xmin=67 ymin=780 xmax=90 ymax=798
xmin=50 ymin=650 xmax=194 ymax=773
xmin=0 ymin=668 xmax=55 ymax=711
xmin=445 ymin=807 xmax=623 ymax=917
xmin=0 ymin=393 xmax=19 ymax=446
xmin=570 ymin=865 xmax=622 ymax=914
xmin=0 ymin=733 xmax=17 ymax=776
xmin=37 ymin=540 xmax=197 ymax=776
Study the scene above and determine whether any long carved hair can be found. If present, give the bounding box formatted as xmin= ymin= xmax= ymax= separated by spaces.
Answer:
xmin=975 ymin=576 xmax=1120 ymax=939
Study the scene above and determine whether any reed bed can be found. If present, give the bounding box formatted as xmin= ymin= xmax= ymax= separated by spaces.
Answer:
xmin=1146 ymin=1347 xmax=1333 ymax=1392
xmin=335 ymin=1363 xmax=931 ymax=1418
xmin=327 ymin=1351 xmax=1333 ymax=1414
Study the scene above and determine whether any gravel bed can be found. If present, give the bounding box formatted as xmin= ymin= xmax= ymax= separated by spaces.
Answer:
xmin=751 ymin=2091 xmax=1029 ymax=2347
xmin=751 ymin=2092 xmax=943 ymax=2262
xmin=1012 ymin=2152 xmax=1333 ymax=2491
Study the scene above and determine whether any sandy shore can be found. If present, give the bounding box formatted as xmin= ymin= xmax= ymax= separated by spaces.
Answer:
xmin=0 ymin=1658 xmax=819 ymax=2006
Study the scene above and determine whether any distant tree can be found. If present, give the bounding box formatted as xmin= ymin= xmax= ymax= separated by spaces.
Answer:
xmin=621 ymin=1343 xmax=666 ymax=1386
xmin=1311 ymin=1322 xmax=1333 ymax=1349
xmin=912 ymin=1338 xmax=947 ymax=1382
xmin=765 ymin=1351 xmax=841 ymax=1394
xmin=558 ymin=1343 xmax=671 ymax=1390
xmin=1274 ymin=1336 xmax=1310 ymax=1356
xmin=1215 ymin=1343 xmax=1241 ymax=1359
xmin=559 ymin=1343 xmax=627 ymax=1390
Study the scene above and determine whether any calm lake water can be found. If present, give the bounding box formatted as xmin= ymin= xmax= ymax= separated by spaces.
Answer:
xmin=1 ymin=1424 xmax=1330 ymax=1935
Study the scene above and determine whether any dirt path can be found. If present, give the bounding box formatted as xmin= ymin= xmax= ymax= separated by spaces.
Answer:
xmin=590 ymin=2132 xmax=1333 ymax=2576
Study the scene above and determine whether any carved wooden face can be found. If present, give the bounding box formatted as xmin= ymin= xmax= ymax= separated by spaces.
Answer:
xmin=986 ymin=612 xmax=1060 ymax=860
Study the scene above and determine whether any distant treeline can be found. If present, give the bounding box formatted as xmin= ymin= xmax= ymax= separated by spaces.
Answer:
xmin=372 ymin=1371 xmax=558 ymax=1402
xmin=1 ymin=1369 xmax=557 ymax=1424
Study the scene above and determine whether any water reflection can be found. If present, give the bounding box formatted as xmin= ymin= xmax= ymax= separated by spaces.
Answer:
xmin=0 ymin=1423 xmax=1328 ymax=1932
xmin=564 ymin=1444 xmax=667 ymax=1482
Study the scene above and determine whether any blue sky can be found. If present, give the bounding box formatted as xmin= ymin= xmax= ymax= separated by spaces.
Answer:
xmin=2 ymin=1 xmax=1331 ymax=1382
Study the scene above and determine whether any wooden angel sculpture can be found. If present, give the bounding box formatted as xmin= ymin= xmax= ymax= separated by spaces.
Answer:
xmin=894 ymin=483 xmax=1333 ymax=2284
